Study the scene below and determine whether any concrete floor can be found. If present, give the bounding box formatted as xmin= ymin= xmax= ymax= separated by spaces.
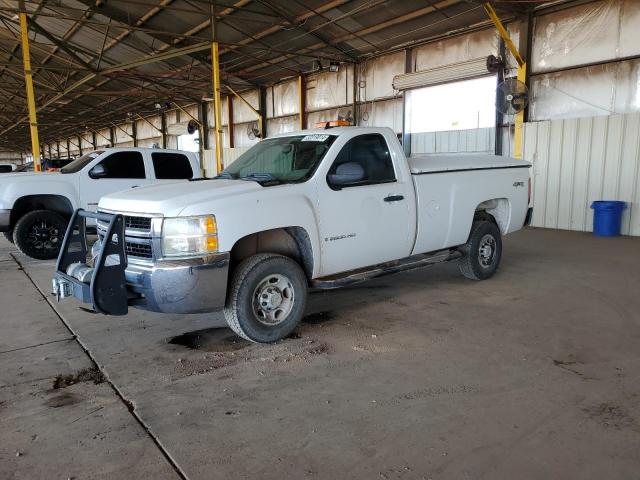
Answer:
xmin=1 ymin=228 xmax=639 ymax=480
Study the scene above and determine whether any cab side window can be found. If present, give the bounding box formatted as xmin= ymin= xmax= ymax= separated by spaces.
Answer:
xmin=328 ymin=134 xmax=395 ymax=187
xmin=151 ymin=153 xmax=193 ymax=179
xmin=96 ymin=151 xmax=146 ymax=178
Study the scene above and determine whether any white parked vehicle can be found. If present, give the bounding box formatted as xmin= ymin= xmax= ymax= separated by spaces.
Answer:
xmin=0 ymin=148 xmax=201 ymax=259
xmin=53 ymin=127 xmax=532 ymax=343
xmin=0 ymin=163 xmax=17 ymax=173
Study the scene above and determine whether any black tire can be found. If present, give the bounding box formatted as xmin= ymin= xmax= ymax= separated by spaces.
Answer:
xmin=458 ymin=220 xmax=502 ymax=280
xmin=13 ymin=210 xmax=68 ymax=260
xmin=224 ymin=254 xmax=308 ymax=343
xmin=2 ymin=230 xmax=13 ymax=244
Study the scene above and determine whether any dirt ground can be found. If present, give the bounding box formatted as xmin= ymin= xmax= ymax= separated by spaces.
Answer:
xmin=1 ymin=228 xmax=640 ymax=479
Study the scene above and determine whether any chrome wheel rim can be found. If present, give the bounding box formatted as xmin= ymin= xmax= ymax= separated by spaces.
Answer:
xmin=478 ymin=234 xmax=496 ymax=268
xmin=27 ymin=220 xmax=60 ymax=251
xmin=252 ymin=274 xmax=295 ymax=326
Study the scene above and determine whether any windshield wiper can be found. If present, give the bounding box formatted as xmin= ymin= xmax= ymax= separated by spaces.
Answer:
xmin=213 ymin=172 xmax=234 ymax=179
xmin=240 ymin=172 xmax=281 ymax=185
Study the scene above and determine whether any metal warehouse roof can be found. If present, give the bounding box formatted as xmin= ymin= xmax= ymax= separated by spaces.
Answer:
xmin=0 ymin=0 xmax=549 ymax=151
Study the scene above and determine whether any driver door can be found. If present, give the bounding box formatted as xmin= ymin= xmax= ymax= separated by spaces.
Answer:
xmin=317 ymin=134 xmax=414 ymax=276
xmin=79 ymin=151 xmax=150 ymax=211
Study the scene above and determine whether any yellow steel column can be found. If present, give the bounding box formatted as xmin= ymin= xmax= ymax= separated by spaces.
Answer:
xmin=19 ymin=12 xmax=42 ymax=172
xmin=484 ymin=2 xmax=526 ymax=160
xmin=211 ymin=42 xmax=223 ymax=174
xmin=513 ymin=64 xmax=526 ymax=160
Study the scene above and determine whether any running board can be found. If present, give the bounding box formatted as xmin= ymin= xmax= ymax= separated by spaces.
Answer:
xmin=311 ymin=249 xmax=462 ymax=290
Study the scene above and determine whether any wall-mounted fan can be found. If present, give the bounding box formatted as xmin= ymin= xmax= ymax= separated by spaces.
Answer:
xmin=247 ymin=121 xmax=261 ymax=140
xmin=496 ymin=78 xmax=529 ymax=115
xmin=187 ymin=119 xmax=199 ymax=134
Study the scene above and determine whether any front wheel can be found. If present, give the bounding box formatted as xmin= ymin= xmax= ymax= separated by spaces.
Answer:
xmin=13 ymin=210 xmax=68 ymax=260
xmin=224 ymin=254 xmax=308 ymax=343
xmin=458 ymin=220 xmax=502 ymax=280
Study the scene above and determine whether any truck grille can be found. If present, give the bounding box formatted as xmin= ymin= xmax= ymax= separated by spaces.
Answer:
xmin=125 ymin=242 xmax=153 ymax=259
xmin=125 ymin=216 xmax=152 ymax=231
xmin=96 ymin=211 xmax=156 ymax=261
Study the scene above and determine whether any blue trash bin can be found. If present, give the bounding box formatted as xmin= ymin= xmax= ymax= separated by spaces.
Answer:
xmin=590 ymin=201 xmax=626 ymax=237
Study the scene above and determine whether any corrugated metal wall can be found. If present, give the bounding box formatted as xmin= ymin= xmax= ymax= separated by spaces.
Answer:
xmin=524 ymin=113 xmax=640 ymax=236
xmin=411 ymin=127 xmax=495 ymax=154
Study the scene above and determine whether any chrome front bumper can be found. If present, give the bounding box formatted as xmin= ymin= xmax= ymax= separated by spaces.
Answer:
xmin=0 ymin=209 xmax=10 ymax=232
xmin=126 ymin=253 xmax=230 ymax=314
xmin=53 ymin=209 xmax=229 ymax=316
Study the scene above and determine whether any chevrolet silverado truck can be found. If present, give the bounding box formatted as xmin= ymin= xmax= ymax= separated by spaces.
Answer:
xmin=0 ymin=148 xmax=200 ymax=259
xmin=53 ymin=127 xmax=532 ymax=343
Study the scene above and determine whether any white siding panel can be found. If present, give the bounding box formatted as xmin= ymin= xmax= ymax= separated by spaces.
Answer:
xmin=524 ymin=112 xmax=640 ymax=235
xmin=411 ymin=128 xmax=495 ymax=154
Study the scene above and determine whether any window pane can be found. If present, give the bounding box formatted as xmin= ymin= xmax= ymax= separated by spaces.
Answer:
xmin=152 ymin=153 xmax=193 ymax=179
xmin=98 ymin=151 xmax=145 ymax=178
xmin=330 ymin=134 xmax=395 ymax=184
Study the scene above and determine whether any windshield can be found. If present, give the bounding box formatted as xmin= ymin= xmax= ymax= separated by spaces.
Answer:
xmin=222 ymin=134 xmax=336 ymax=183
xmin=61 ymin=151 xmax=104 ymax=174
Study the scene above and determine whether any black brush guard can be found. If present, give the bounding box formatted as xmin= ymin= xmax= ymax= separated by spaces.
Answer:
xmin=53 ymin=209 xmax=129 ymax=315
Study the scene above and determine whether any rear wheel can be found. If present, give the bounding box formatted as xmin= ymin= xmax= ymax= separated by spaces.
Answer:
xmin=2 ymin=230 xmax=13 ymax=244
xmin=224 ymin=254 xmax=308 ymax=343
xmin=13 ymin=210 xmax=68 ymax=260
xmin=458 ymin=220 xmax=502 ymax=280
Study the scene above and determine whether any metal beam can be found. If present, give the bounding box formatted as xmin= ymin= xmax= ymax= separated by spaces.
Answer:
xmin=19 ymin=10 xmax=41 ymax=172
xmin=298 ymin=74 xmax=305 ymax=130
xmin=227 ymin=95 xmax=234 ymax=148
xmin=161 ymin=111 xmax=167 ymax=149
xmin=483 ymin=2 xmax=526 ymax=159
xmin=211 ymin=42 xmax=223 ymax=174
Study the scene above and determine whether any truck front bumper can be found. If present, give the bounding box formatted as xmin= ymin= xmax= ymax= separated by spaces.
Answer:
xmin=52 ymin=209 xmax=229 ymax=316
xmin=125 ymin=253 xmax=229 ymax=314
xmin=0 ymin=209 xmax=10 ymax=232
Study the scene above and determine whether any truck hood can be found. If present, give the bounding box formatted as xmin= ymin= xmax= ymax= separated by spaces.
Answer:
xmin=98 ymin=179 xmax=263 ymax=216
xmin=0 ymin=171 xmax=61 ymax=179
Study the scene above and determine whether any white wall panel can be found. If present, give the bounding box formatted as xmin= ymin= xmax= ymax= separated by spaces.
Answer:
xmin=524 ymin=113 xmax=640 ymax=236
xmin=532 ymin=0 xmax=640 ymax=74
xmin=270 ymin=80 xmax=299 ymax=117
xmin=233 ymin=90 xmax=259 ymax=124
xmin=114 ymin=123 xmax=133 ymax=144
xmin=267 ymin=115 xmax=297 ymax=135
xmin=358 ymin=97 xmax=402 ymax=133
xmin=411 ymin=127 xmax=495 ymax=154
xmin=136 ymin=116 xmax=162 ymax=140
xmin=360 ymin=52 xmax=404 ymax=101
xmin=414 ymin=29 xmax=498 ymax=72
xmin=530 ymin=58 xmax=640 ymax=120
xmin=233 ymin=122 xmax=261 ymax=148
xmin=97 ymin=129 xmax=111 ymax=147
xmin=306 ymin=67 xmax=351 ymax=111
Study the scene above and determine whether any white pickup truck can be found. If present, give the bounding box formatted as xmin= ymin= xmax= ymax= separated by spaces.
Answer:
xmin=53 ymin=127 xmax=532 ymax=343
xmin=0 ymin=148 xmax=200 ymax=259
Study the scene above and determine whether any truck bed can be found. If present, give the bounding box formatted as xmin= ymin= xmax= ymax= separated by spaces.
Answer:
xmin=408 ymin=154 xmax=525 ymax=175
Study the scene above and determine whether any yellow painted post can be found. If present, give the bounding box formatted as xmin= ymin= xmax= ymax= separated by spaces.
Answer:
xmin=19 ymin=13 xmax=41 ymax=172
xmin=211 ymin=42 xmax=223 ymax=174
xmin=513 ymin=64 xmax=526 ymax=160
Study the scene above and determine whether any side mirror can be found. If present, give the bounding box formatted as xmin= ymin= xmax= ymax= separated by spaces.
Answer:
xmin=327 ymin=162 xmax=365 ymax=188
xmin=89 ymin=164 xmax=107 ymax=179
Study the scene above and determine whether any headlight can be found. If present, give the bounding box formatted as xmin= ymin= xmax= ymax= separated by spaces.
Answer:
xmin=161 ymin=215 xmax=218 ymax=257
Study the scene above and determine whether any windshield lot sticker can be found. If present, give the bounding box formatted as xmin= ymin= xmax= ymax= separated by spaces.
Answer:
xmin=302 ymin=134 xmax=330 ymax=142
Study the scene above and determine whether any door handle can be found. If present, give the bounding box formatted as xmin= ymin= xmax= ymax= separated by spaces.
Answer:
xmin=384 ymin=195 xmax=404 ymax=202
